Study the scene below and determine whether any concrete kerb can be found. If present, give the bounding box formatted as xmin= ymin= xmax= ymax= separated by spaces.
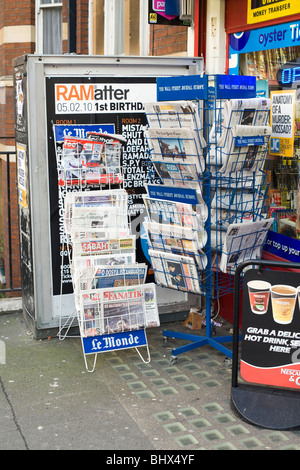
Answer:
xmin=0 ymin=297 xmax=22 ymax=314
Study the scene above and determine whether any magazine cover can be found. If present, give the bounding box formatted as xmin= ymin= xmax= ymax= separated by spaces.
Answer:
xmin=148 ymin=249 xmax=202 ymax=294
xmin=57 ymin=134 xmax=124 ymax=186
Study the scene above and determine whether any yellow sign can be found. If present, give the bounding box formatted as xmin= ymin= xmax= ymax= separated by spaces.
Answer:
xmin=149 ymin=13 xmax=157 ymax=23
xmin=269 ymin=90 xmax=296 ymax=157
xmin=247 ymin=0 xmax=300 ymax=24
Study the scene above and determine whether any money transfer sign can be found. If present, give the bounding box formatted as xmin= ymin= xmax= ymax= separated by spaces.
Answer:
xmin=241 ymin=269 xmax=300 ymax=390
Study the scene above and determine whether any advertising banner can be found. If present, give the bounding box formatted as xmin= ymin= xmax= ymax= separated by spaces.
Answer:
xmin=229 ymin=19 xmax=300 ymax=75
xmin=46 ymin=76 xmax=157 ymax=296
xmin=241 ymin=269 xmax=300 ymax=390
xmin=269 ymin=90 xmax=295 ymax=157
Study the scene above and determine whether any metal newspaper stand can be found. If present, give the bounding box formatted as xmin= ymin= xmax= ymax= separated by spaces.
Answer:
xmin=14 ymin=54 xmax=204 ymax=341
xmin=232 ymin=259 xmax=300 ymax=430
xmin=143 ymin=74 xmax=272 ymax=362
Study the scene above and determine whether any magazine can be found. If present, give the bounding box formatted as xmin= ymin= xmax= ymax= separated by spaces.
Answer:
xmin=79 ymin=283 xmax=159 ymax=337
xmin=143 ymin=195 xmax=208 ymax=230
xmin=145 ymin=127 xmax=205 ymax=175
xmin=219 ymin=218 xmax=273 ymax=273
xmin=57 ymin=134 xmax=124 ymax=187
xmin=148 ymin=249 xmax=202 ymax=294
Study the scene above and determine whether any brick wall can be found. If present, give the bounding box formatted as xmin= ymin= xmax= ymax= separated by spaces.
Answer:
xmin=0 ymin=0 xmax=35 ymax=295
xmin=149 ymin=24 xmax=188 ymax=56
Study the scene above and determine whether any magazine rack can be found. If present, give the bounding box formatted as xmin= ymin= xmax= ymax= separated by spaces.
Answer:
xmin=143 ymin=75 xmax=273 ymax=362
xmin=54 ymin=130 xmax=159 ymax=371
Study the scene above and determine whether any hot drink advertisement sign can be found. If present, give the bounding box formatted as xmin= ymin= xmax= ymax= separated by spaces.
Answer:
xmin=241 ymin=269 xmax=300 ymax=390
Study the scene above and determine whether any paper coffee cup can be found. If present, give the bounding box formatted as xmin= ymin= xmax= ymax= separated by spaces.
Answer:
xmin=271 ymin=284 xmax=297 ymax=324
xmin=247 ymin=280 xmax=271 ymax=314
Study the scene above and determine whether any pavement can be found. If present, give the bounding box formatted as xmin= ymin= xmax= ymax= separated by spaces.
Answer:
xmin=1 ymin=304 xmax=300 ymax=451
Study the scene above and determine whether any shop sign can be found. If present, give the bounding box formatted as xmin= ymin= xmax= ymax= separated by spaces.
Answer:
xmin=148 ymin=0 xmax=184 ymax=25
xmin=247 ymin=0 xmax=299 ymax=25
xmin=241 ymin=268 xmax=300 ymax=390
xmin=82 ymin=329 xmax=147 ymax=355
xmin=215 ymin=75 xmax=256 ymax=99
xmin=277 ymin=60 xmax=300 ymax=88
xmin=264 ymin=230 xmax=300 ymax=263
xmin=269 ymin=90 xmax=295 ymax=157
xmin=156 ymin=75 xmax=208 ymax=101
xmin=229 ymin=20 xmax=300 ymax=75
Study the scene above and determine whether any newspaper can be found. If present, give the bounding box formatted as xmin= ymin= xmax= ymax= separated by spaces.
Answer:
xmin=64 ymin=189 xmax=128 ymax=235
xmin=72 ymin=253 xmax=136 ymax=274
xmin=144 ymin=219 xmax=207 ymax=250
xmin=211 ymin=189 xmax=265 ymax=214
xmin=218 ymin=125 xmax=271 ymax=174
xmin=72 ymin=235 xmax=136 ymax=258
xmin=73 ymin=263 xmax=147 ymax=310
xmin=79 ymin=283 xmax=159 ymax=337
xmin=152 ymin=160 xmax=199 ymax=187
xmin=144 ymin=100 xmax=206 ymax=148
xmin=148 ymin=249 xmax=202 ymax=294
xmin=143 ymin=195 xmax=208 ymax=230
xmin=57 ymin=134 xmax=124 ymax=187
xmin=144 ymin=101 xmax=201 ymax=130
xmin=212 ymin=98 xmax=271 ymax=148
xmin=219 ymin=218 xmax=273 ymax=273
xmin=145 ymin=127 xmax=205 ymax=175
xmin=144 ymin=219 xmax=207 ymax=270
xmin=69 ymin=205 xmax=129 ymax=237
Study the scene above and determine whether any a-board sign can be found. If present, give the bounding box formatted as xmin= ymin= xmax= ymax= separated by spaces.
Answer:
xmin=241 ymin=269 xmax=300 ymax=390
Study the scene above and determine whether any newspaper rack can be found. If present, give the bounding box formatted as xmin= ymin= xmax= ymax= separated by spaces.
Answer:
xmin=143 ymin=75 xmax=273 ymax=362
xmin=54 ymin=129 xmax=159 ymax=371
